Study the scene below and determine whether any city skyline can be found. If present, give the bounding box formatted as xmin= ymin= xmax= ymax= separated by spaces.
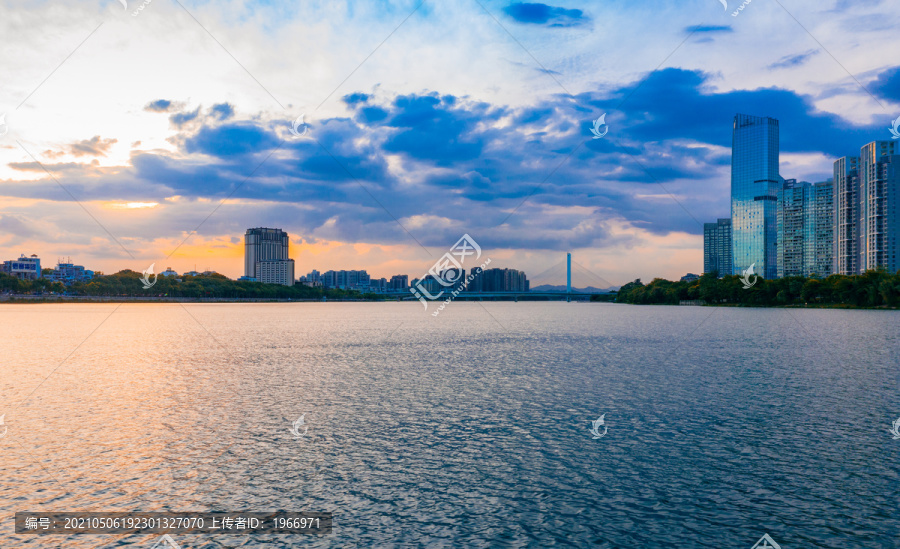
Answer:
xmin=8 ymin=114 xmax=897 ymax=288
xmin=1 ymin=1 xmax=899 ymax=285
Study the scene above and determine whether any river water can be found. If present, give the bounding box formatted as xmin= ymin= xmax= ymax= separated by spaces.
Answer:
xmin=1 ymin=302 xmax=899 ymax=548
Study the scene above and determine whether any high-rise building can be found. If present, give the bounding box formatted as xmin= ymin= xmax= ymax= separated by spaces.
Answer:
xmin=468 ymin=268 xmax=529 ymax=292
xmin=777 ymin=179 xmax=807 ymax=278
xmin=300 ymin=269 xmax=321 ymax=284
xmin=859 ymin=141 xmax=900 ymax=273
xmin=731 ymin=114 xmax=781 ymax=280
xmin=812 ymin=180 xmax=835 ymax=276
xmin=703 ymin=218 xmax=732 ymax=276
xmin=389 ymin=274 xmax=409 ymax=290
xmin=776 ymin=179 xmax=835 ymax=278
xmin=833 ymin=156 xmax=860 ymax=275
xmin=244 ymin=228 xmax=295 ymax=286
xmin=833 ymin=142 xmax=900 ymax=274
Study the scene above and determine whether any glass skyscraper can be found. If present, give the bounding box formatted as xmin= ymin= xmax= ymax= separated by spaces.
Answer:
xmin=731 ymin=114 xmax=781 ymax=279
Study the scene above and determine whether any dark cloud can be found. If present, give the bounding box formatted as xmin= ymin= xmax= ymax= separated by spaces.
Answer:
xmin=145 ymin=99 xmax=174 ymax=112
xmin=170 ymin=107 xmax=201 ymax=128
xmin=502 ymin=3 xmax=590 ymax=27
xmin=595 ymin=67 xmax=882 ymax=158
xmin=342 ymin=93 xmax=370 ymax=105
xmin=210 ymin=103 xmax=235 ymax=120
xmin=869 ymin=64 xmax=900 ymax=103
xmin=380 ymin=93 xmax=499 ymax=165
xmin=688 ymin=25 xmax=733 ymax=33
xmin=9 ymin=64 xmax=900 ymax=252
xmin=183 ymin=122 xmax=280 ymax=157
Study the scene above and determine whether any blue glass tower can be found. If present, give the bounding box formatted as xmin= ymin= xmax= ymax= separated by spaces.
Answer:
xmin=731 ymin=114 xmax=781 ymax=279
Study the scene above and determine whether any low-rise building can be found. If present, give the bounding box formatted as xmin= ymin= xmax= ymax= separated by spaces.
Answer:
xmin=321 ymin=269 xmax=371 ymax=290
xmin=1 ymin=254 xmax=41 ymax=280
xmin=46 ymin=260 xmax=94 ymax=285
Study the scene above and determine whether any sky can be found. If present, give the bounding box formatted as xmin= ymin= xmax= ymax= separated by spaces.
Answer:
xmin=1 ymin=0 xmax=899 ymax=287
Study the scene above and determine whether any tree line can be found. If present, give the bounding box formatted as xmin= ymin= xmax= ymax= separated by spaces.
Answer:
xmin=596 ymin=270 xmax=900 ymax=308
xmin=0 ymin=270 xmax=386 ymax=300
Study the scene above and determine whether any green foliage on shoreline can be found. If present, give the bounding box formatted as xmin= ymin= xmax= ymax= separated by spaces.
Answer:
xmin=612 ymin=270 xmax=900 ymax=308
xmin=588 ymin=293 xmax=617 ymax=302
xmin=0 ymin=270 xmax=385 ymax=300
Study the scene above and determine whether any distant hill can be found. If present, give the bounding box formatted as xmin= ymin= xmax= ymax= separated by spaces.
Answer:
xmin=529 ymin=284 xmax=618 ymax=293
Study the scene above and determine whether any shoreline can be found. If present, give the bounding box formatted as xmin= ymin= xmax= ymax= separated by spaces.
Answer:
xmin=1 ymin=296 xmax=896 ymax=309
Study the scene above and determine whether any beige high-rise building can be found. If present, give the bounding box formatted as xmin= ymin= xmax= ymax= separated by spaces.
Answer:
xmin=244 ymin=227 xmax=295 ymax=286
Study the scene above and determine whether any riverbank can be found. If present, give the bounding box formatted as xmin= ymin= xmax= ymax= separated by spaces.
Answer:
xmin=0 ymin=295 xmax=388 ymax=303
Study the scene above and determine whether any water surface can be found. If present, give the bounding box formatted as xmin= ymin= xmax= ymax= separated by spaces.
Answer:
xmin=1 ymin=303 xmax=899 ymax=547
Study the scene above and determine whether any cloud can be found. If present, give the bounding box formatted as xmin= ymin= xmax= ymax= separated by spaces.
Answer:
xmin=70 ymin=136 xmax=118 ymax=157
xmin=6 ymin=62 xmax=900 ymax=280
xmin=170 ymin=107 xmax=201 ymax=128
xmin=42 ymin=136 xmax=118 ymax=159
xmin=11 ymin=65 xmax=898 ymax=255
xmin=0 ymin=214 xmax=44 ymax=239
xmin=688 ymin=25 xmax=733 ymax=34
xmin=210 ymin=103 xmax=235 ymax=121
xmin=144 ymin=99 xmax=175 ymax=112
xmin=183 ymin=122 xmax=280 ymax=157
xmin=502 ymin=3 xmax=590 ymax=28
xmin=869 ymin=64 xmax=900 ymax=103
xmin=768 ymin=50 xmax=820 ymax=70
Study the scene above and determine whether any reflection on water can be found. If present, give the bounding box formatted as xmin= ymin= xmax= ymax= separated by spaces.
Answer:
xmin=1 ymin=303 xmax=899 ymax=547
